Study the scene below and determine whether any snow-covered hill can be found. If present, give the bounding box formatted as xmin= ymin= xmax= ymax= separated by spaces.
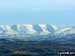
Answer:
xmin=0 ymin=24 xmax=75 ymax=36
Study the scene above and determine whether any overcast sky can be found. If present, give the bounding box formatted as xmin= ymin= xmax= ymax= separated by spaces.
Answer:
xmin=0 ymin=0 xmax=75 ymax=26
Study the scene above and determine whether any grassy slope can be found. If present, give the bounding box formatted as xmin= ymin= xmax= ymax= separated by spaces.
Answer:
xmin=0 ymin=38 xmax=75 ymax=56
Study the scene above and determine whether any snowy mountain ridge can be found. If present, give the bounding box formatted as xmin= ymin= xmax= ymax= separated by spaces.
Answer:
xmin=0 ymin=24 xmax=75 ymax=36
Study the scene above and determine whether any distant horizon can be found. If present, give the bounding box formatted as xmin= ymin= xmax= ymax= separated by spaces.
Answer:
xmin=0 ymin=24 xmax=74 ymax=27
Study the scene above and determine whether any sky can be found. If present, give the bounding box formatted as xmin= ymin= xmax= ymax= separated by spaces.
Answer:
xmin=0 ymin=0 xmax=75 ymax=26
